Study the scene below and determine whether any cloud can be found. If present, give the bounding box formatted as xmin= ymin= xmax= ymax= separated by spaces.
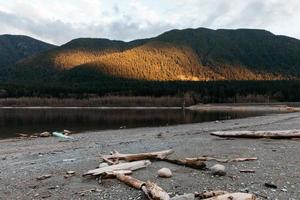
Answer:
xmin=0 ymin=0 xmax=299 ymax=45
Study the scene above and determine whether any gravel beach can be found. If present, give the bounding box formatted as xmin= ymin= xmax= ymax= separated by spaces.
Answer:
xmin=0 ymin=111 xmax=300 ymax=200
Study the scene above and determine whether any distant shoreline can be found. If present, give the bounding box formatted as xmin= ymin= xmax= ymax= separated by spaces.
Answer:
xmin=0 ymin=103 xmax=299 ymax=112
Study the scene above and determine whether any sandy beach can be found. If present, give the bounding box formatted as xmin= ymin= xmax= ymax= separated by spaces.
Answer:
xmin=0 ymin=111 xmax=300 ymax=199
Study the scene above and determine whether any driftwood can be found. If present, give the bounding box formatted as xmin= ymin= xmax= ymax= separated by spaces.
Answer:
xmin=101 ymin=149 xmax=174 ymax=163
xmin=115 ymin=174 xmax=170 ymax=200
xmin=195 ymin=190 xmax=228 ymax=199
xmin=164 ymin=158 xmax=206 ymax=169
xmin=83 ymin=160 xmax=151 ymax=176
xmin=103 ymin=170 xmax=133 ymax=179
xmin=185 ymin=156 xmax=257 ymax=163
xmin=116 ymin=174 xmax=145 ymax=189
xmin=203 ymin=192 xmax=256 ymax=200
xmin=211 ymin=130 xmax=300 ymax=139
xmin=143 ymin=181 xmax=170 ymax=200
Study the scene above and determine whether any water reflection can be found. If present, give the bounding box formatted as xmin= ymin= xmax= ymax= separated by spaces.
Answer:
xmin=0 ymin=108 xmax=271 ymax=139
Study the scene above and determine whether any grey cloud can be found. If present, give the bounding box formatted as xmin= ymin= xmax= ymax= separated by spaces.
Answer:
xmin=0 ymin=1 xmax=299 ymax=45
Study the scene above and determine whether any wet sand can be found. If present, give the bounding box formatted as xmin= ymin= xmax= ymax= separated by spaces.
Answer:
xmin=0 ymin=111 xmax=300 ymax=199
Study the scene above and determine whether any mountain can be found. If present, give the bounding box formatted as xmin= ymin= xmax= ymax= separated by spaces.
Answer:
xmin=0 ymin=34 xmax=56 ymax=69
xmin=3 ymin=28 xmax=300 ymax=82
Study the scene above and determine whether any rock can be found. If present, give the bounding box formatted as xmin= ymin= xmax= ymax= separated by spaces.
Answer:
xmin=36 ymin=174 xmax=52 ymax=180
xmin=210 ymin=164 xmax=226 ymax=176
xmin=66 ymin=171 xmax=75 ymax=175
xmin=171 ymin=193 xmax=195 ymax=200
xmin=264 ymin=182 xmax=277 ymax=189
xmin=40 ymin=132 xmax=51 ymax=137
xmin=281 ymin=188 xmax=287 ymax=192
xmin=63 ymin=130 xmax=72 ymax=136
xmin=158 ymin=168 xmax=172 ymax=178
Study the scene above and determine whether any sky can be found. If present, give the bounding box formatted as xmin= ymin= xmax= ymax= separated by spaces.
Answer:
xmin=0 ymin=0 xmax=299 ymax=45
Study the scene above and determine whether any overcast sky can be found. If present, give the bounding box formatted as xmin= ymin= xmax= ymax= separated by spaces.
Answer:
xmin=0 ymin=0 xmax=299 ymax=45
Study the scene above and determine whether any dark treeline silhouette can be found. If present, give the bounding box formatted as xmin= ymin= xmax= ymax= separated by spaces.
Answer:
xmin=0 ymin=80 xmax=299 ymax=104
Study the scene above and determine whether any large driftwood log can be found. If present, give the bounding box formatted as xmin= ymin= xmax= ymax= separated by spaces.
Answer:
xmin=211 ymin=130 xmax=300 ymax=139
xmin=102 ymin=149 xmax=174 ymax=163
xmin=115 ymin=174 xmax=170 ymax=200
xmin=83 ymin=160 xmax=151 ymax=176
xmin=164 ymin=158 xmax=206 ymax=169
xmin=116 ymin=174 xmax=145 ymax=189
xmin=143 ymin=181 xmax=170 ymax=200
xmin=203 ymin=193 xmax=256 ymax=200
xmin=185 ymin=156 xmax=257 ymax=163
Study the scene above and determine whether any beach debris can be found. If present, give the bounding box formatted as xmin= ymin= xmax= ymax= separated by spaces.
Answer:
xmin=211 ymin=130 xmax=300 ymax=139
xmin=164 ymin=158 xmax=206 ymax=169
xmin=99 ymin=162 xmax=109 ymax=168
xmin=264 ymin=182 xmax=277 ymax=189
xmin=102 ymin=170 xmax=133 ymax=179
xmin=195 ymin=190 xmax=228 ymax=199
xmin=101 ymin=149 xmax=174 ymax=163
xmin=100 ymin=149 xmax=207 ymax=170
xmin=158 ymin=168 xmax=172 ymax=178
xmin=115 ymin=173 xmax=170 ymax=200
xmin=17 ymin=133 xmax=29 ymax=138
xmin=178 ymin=156 xmax=257 ymax=163
xmin=66 ymin=171 xmax=75 ymax=175
xmin=52 ymin=132 xmax=74 ymax=140
xmin=171 ymin=193 xmax=195 ymax=200
xmin=84 ymin=160 xmax=151 ymax=176
xmin=202 ymin=192 xmax=256 ymax=200
xmin=143 ymin=181 xmax=170 ymax=200
xmin=210 ymin=164 xmax=226 ymax=176
xmin=239 ymin=169 xmax=255 ymax=173
xmin=40 ymin=131 xmax=51 ymax=137
xmin=63 ymin=130 xmax=72 ymax=135
xmin=83 ymin=149 xmax=259 ymax=199
xmin=36 ymin=174 xmax=52 ymax=180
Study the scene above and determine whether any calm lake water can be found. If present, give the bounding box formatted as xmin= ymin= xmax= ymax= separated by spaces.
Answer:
xmin=0 ymin=108 xmax=275 ymax=139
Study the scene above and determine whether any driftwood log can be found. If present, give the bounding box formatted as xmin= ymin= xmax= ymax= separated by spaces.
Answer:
xmin=203 ymin=192 xmax=256 ymax=200
xmin=115 ymin=174 xmax=170 ymax=200
xmin=185 ymin=156 xmax=257 ymax=163
xmin=101 ymin=149 xmax=206 ymax=169
xmin=101 ymin=149 xmax=174 ymax=163
xmin=83 ymin=160 xmax=151 ymax=176
xmin=211 ymin=130 xmax=300 ymax=139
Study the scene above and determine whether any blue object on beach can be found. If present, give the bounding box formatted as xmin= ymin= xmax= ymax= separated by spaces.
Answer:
xmin=52 ymin=132 xmax=74 ymax=140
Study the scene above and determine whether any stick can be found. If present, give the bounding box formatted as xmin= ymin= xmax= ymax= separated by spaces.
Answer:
xmin=101 ymin=149 xmax=174 ymax=162
xmin=83 ymin=160 xmax=151 ymax=176
xmin=203 ymin=192 xmax=256 ymax=200
xmin=211 ymin=130 xmax=300 ymax=139
xmin=164 ymin=158 xmax=206 ymax=169
xmin=115 ymin=174 xmax=170 ymax=200
xmin=184 ymin=156 xmax=257 ymax=163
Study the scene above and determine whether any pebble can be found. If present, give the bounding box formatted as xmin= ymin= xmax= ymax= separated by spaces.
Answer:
xmin=158 ymin=168 xmax=172 ymax=178
xmin=210 ymin=164 xmax=226 ymax=176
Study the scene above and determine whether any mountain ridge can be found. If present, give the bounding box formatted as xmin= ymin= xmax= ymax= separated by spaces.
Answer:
xmin=0 ymin=34 xmax=56 ymax=70
xmin=2 ymin=28 xmax=300 ymax=82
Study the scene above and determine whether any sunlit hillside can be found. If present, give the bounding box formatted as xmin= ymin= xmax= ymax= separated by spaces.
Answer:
xmin=5 ymin=28 xmax=300 ymax=82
